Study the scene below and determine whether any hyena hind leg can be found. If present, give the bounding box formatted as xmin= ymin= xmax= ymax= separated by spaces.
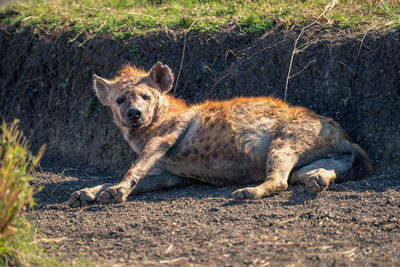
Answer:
xmin=289 ymin=153 xmax=353 ymax=193
xmin=232 ymin=142 xmax=299 ymax=200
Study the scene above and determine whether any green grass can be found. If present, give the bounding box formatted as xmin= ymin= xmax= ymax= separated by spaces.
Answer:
xmin=0 ymin=218 xmax=61 ymax=266
xmin=1 ymin=217 xmax=95 ymax=266
xmin=1 ymin=0 xmax=400 ymax=37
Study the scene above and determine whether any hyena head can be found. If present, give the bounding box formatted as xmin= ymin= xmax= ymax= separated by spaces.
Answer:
xmin=93 ymin=62 xmax=173 ymax=130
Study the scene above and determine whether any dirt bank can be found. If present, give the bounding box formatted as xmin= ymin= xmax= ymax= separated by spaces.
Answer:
xmin=1 ymin=24 xmax=400 ymax=171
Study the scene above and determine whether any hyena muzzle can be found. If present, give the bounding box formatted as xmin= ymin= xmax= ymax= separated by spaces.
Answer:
xmin=67 ymin=62 xmax=374 ymax=207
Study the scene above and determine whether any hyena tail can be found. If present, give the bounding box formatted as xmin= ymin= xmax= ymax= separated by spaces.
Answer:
xmin=336 ymin=143 xmax=375 ymax=183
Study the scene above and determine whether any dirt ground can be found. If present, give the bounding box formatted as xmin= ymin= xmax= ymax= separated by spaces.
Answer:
xmin=26 ymin=165 xmax=399 ymax=266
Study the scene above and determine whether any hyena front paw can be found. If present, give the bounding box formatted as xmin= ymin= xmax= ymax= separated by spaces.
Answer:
xmin=67 ymin=183 xmax=116 ymax=208
xmin=232 ymin=186 xmax=264 ymax=200
xmin=305 ymin=173 xmax=330 ymax=193
xmin=67 ymin=188 xmax=97 ymax=208
xmin=98 ymin=183 xmax=131 ymax=204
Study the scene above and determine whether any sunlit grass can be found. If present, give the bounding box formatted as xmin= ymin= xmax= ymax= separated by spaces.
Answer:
xmin=0 ymin=0 xmax=399 ymax=37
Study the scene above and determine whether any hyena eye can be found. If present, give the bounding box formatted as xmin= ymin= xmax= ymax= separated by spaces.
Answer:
xmin=142 ymin=95 xmax=150 ymax=101
xmin=116 ymin=97 xmax=125 ymax=104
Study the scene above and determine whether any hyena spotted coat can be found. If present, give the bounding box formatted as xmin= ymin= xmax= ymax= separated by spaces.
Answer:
xmin=67 ymin=62 xmax=374 ymax=207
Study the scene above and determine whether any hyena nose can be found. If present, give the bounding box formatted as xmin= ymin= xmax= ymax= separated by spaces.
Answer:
xmin=126 ymin=108 xmax=142 ymax=120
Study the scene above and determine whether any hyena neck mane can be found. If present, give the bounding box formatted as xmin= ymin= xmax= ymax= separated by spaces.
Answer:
xmin=116 ymin=64 xmax=148 ymax=78
xmin=159 ymin=93 xmax=188 ymax=116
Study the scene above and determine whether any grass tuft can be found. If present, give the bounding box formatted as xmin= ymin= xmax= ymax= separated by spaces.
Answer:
xmin=0 ymin=119 xmax=49 ymax=265
xmin=0 ymin=119 xmax=45 ymax=238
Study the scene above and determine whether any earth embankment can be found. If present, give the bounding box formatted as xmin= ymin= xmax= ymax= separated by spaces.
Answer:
xmin=1 ymin=25 xmax=399 ymax=171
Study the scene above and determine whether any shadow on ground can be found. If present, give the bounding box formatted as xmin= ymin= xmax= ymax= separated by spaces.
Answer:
xmin=33 ymin=164 xmax=400 ymax=208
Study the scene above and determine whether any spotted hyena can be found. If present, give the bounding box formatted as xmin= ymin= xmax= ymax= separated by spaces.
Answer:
xmin=67 ymin=62 xmax=374 ymax=207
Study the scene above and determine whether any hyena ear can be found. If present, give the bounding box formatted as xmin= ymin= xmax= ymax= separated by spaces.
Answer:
xmin=148 ymin=62 xmax=174 ymax=93
xmin=93 ymin=74 xmax=111 ymax=105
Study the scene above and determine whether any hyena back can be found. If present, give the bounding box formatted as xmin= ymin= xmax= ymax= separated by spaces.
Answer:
xmin=67 ymin=62 xmax=374 ymax=207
